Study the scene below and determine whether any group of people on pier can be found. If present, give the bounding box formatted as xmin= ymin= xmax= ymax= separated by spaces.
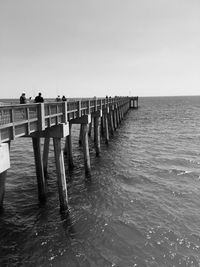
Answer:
xmin=20 ymin=92 xmax=67 ymax=104
xmin=55 ymin=95 xmax=67 ymax=102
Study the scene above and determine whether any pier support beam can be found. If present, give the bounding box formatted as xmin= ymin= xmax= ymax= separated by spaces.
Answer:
xmin=104 ymin=114 xmax=109 ymax=144
xmin=118 ymin=105 xmax=122 ymax=122
xmin=69 ymin=115 xmax=91 ymax=176
xmin=32 ymin=137 xmax=47 ymax=202
xmin=64 ymin=123 xmax=74 ymax=169
xmin=111 ymin=105 xmax=116 ymax=131
xmin=88 ymin=116 xmax=93 ymax=137
xmin=103 ymin=107 xmax=109 ymax=144
xmin=108 ymin=108 xmax=114 ymax=136
xmin=116 ymin=104 xmax=120 ymax=126
xmin=53 ymin=138 xmax=68 ymax=212
xmin=101 ymin=115 xmax=105 ymax=138
xmin=94 ymin=116 xmax=101 ymax=156
xmin=130 ymin=97 xmax=139 ymax=109
xmin=43 ymin=137 xmax=50 ymax=178
xmin=114 ymin=104 xmax=118 ymax=128
xmin=82 ymin=123 xmax=91 ymax=177
xmin=34 ymin=123 xmax=69 ymax=210
xmin=93 ymin=110 xmax=102 ymax=157
xmin=79 ymin=124 xmax=84 ymax=146
xmin=0 ymin=142 xmax=10 ymax=207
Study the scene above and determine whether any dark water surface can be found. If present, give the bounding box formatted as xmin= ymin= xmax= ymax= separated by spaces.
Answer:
xmin=1 ymin=96 xmax=200 ymax=266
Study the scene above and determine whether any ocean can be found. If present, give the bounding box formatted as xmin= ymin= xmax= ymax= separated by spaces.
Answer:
xmin=1 ymin=96 xmax=200 ymax=267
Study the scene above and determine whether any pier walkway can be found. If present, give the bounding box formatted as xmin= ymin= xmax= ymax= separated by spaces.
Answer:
xmin=0 ymin=96 xmax=138 ymax=211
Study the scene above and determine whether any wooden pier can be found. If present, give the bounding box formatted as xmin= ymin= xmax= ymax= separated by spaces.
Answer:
xmin=0 ymin=96 xmax=138 ymax=212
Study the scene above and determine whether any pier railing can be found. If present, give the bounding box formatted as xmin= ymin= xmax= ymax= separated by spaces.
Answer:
xmin=0 ymin=97 xmax=130 ymax=143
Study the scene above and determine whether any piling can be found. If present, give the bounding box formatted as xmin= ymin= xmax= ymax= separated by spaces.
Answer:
xmin=79 ymin=124 xmax=84 ymax=146
xmin=88 ymin=117 xmax=93 ymax=137
xmin=43 ymin=137 xmax=50 ymax=178
xmin=113 ymin=105 xmax=117 ymax=130
xmin=94 ymin=115 xmax=101 ymax=156
xmin=101 ymin=115 xmax=105 ymax=138
xmin=64 ymin=123 xmax=74 ymax=169
xmin=115 ymin=104 xmax=119 ymax=128
xmin=116 ymin=104 xmax=120 ymax=125
xmin=32 ymin=137 xmax=47 ymax=202
xmin=104 ymin=112 xmax=109 ymax=144
xmin=82 ymin=123 xmax=91 ymax=177
xmin=53 ymin=138 xmax=68 ymax=211
xmin=118 ymin=105 xmax=122 ymax=122
xmin=130 ymin=96 xmax=139 ymax=109
xmin=0 ymin=143 xmax=10 ymax=207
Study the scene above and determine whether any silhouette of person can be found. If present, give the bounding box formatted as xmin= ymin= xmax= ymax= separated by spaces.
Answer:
xmin=20 ymin=93 xmax=27 ymax=104
xmin=62 ymin=95 xmax=67 ymax=101
xmin=35 ymin=92 xmax=44 ymax=103
xmin=56 ymin=95 xmax=61 ymax=102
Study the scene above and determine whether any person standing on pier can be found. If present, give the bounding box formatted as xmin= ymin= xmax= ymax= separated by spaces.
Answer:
xmin=20 ymin=93 xmax=27 ymax=104
xmin=62 ymin=95 xmax=67 ymax=101
xmin=56 ymin=95 xmax=61 ymax=102
xmin=34 ymin=92 xmax=44 ymax=103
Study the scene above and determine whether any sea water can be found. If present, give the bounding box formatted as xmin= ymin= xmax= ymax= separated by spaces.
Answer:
xmin=1 ymin=96 xmax=200 ymax=266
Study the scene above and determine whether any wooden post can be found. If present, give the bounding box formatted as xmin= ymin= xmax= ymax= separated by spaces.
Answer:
xmin=10 ymin=109 xmax=15 ymax=140
xmin=62 ymin=101 xmax=68 ymax=123
xmin=32 ymin=137 xmax=46 ymax=202
xmin=37 ymin=103 xmax=45 ymax=131
xmin=0 ymin=142 xmax=11 ymax=208
xmin=87 ymin=99 xmax=91 ymax=115
xmin=122 ymin=104 xmax=125 ymax=118
xmin=53 ymin=137 xmax=68 ymax=211
xmin=108 ymin=108 xmax=114 ymax=135
xmin=101 ymin=115 xmax=105 ymax=137
xmin=94 ymin=116 xmax=101 ymax=156
xmin=116 ymin=104 xmax=120 ymax=126
xmin=43 ymin=137 xmax=50 ymax=178
xmin=78 ymin=100 xmax=82 ymax=117
xmin=79 ymin=124 xmax=83 ymax=146
xmin=114 ymin=104 xmax=119 ymax=128
xmin=88 ymin=116 xmax=93 ymax=137
xmin=124 ymin=103 xmax=126 ymax=117
xmin=113 ymin=107 xmax=117 ymax=130
xmin=118 ymin=105 xmax=122 ymax=123
xmin=64 ymin=123 xmax=74 ymax=169
xmin=130 ymin=97 xmax=138 ymax=109
xmin=126 ymin=101 xmax=129 ymax=113
xmin=82 ymin=123 xmax=91 ymax=177
xmin=100 ymin=100 xmax=104 ymax=137
xmin=136 ymin=97 xmax=139 ymax=108
xmin=104 ymin=113 xmax=109 ymax=144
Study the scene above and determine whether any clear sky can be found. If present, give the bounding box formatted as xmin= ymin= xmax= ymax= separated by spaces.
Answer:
xmin=0 ymin=0 xmax=200 ymax=98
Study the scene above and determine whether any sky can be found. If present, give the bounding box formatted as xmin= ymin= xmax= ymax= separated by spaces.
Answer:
xmin=0 ymin=0 xmax=200 ymax=99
